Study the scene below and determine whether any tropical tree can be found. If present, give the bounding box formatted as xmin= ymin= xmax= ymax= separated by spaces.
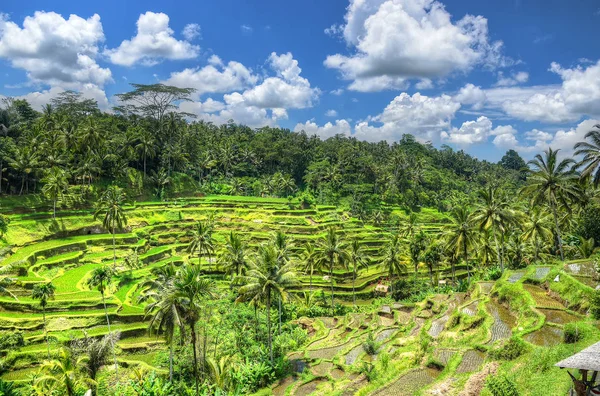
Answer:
xmin=574 ymin=124 xmax=600 ymax=186
xmin=9 ymin=145 xmax=39 ymax=195
xmin=172 ymin=264 xmax=215 ymax=395
xmin=348 ymin=239 xmax=369 ymax=305
xmin=236 ymin=244 xmax=297 ymax=364
xmin=41 ymin=167 xmax=69 ymax=219
xmin=317 ymin=227 xmax=349 ymax=315
xmin=400 ymin=212 xmax=418 ymax=237
xmin=87 ymin=266 xmax=115 ymax=332
xmin=423 ymin=243 xmax=442 ymax=286
xmin=379 ymin=234 xmax=406 ymax=293
xmin=409 ymin=231 xmax=427 ymax=285
xmin=31 ymin=282 xmax=56 ymax=359
xmin=134 ymin=129 xmax=156 ymax=178
xmin=299 ymin=242 xmax=318 ymax=292
xmin=445 ymin=206 xmax=476 ymax=282
xmin=94 ymin=185 xmax=128 ymax=266
xmin=35 ymin=349 xmax=83 ymax=396
xmin=521 ymin=209 xmax=553 ymax=262
xmin=187 ymin=220 xmax=215 ymax=269
xmin=218 ymin=231 xmax=249 ymax=279
xmin=522 ymin=148 xmax=581 ymax=261
xmin=71 ymin=332 xmax=119 ymax=396
xmin=272 ymin=231 xmax=291 ymax=335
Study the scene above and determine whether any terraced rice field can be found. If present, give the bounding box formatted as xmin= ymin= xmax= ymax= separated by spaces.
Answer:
xmin=487 ymin=299 xmax=515 ymax=343
xmin=525 ymin=326 xmax=563 ymax=346
xmin=373 ymin=368 xmax=440 ymax=395
xmin=456 ymin=350 xmax=485 ymax=373
xmin=524 ymin=284 xmax=565 ymax=309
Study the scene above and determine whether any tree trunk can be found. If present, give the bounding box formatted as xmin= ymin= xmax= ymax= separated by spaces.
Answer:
xmin=43 ymin=307 xmax=50 ymax=359
xmin=309 ymin=268 xmax=313 ymax=292
xmin=143 ymin=152 xmax=147 ymax=178
xmin=169 ymin=342 xmax=174 ymax=383
xmin=53 ymin=199 xmax=56 ymax=219
xmin=551 ymin=198 xmax=565 ymax=261
xmin=464 ymin=240 xmax=469 ymax=283
xmin=493 ymin=225 xmax=503 ymax=272
xmin=19 ymin=175 xmax=25 ymax=195
xmin=330 ymin=257 xmax=335 ymax=316
xmin=101 ymin=291 xmax=119 ymax=379
xmin=278 ymin=296 xmax=282 ymax=336
xmin=112 ymin=218 xmax=116 ymax=267
xmin=352 ymin=265 xmax=356 ymax=306
xmin=191 ymin=324 xmax=199 ymax=395
xmin=266 ymin=290 xmax=273 ymax=365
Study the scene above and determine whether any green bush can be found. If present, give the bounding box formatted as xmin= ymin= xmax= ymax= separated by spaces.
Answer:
xmin=564 ymin=323 xmax=583 ymax=344
xmin=489 ymin=337 xmax=528 ymax=360
xmin=486 ymin=374 xmax=519 ymax=396
xmin=362 ymin=333 xmax=381 ymax=355
xmin=591 ymin=290 xmax=600 ymax=320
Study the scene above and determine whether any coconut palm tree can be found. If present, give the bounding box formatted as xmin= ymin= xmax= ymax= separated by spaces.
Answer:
xmin=379 ymin=234 xmax=407 ymax=293
xmin=35 ymin=349 xmax=82 ymax=396
xmin=348 ymin=239 xmax=369 ymax=305
xmin=172 ymin=264 xmax=216 ymax=395
xmin=187 ymin=220 xmax=215 ymax=269
xmin=409 ymin=231 xmax=427 ymax=285
xmin=31 ymin=282 xmax=56 ymax=359
xmin=445 ymin=206 xmax=476 ymax=282
xmin=218 ymin=231 xmax=248 ymax=279
xmin=41 ymin=167 xmax=69 ymax=219
xmin=94 ymin=185 xmax=128 ymax=266
xmin=472 ymin=186 xmax=517 ymax=272
xmin=139 ymin=265 xmax=182 ymax=383
xmin=317 ymin=227 xmax=349 ymax=316
xmin=423 ymin=243 xmax=442 ymax=286
xmin=134 ymin=129 xmax=156 ymax=178
xmin=522 ymin=148 xmax=581 ymax=261
xmin=299 ymin=242 xmax=318 ymax=292
xmin=272 ymin=231 xmax=291 ymax=335
xmin=236 ymin=244 xmax=297 ymax=365
xmin=400 ymin=212 xmax=418 ymax=237
xmin=9 ymin=145 xmax=39 ymax=195
xmin=71 ymin=332 xmax=119 ymax=396
xmin=574 ymin=124 xmax=600 ymax=186
xmin=87 ymin=266 xmax=115 ymax=332
xmin=521 ymin=209 xmax=553 ymax=262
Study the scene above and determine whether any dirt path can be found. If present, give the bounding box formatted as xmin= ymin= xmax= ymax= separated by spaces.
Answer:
xmin=458 ymin=362 xmax=499 ymax=396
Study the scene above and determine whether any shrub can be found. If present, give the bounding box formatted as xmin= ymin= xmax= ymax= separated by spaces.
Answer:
xmin=0 ymin=331 xmax=24 ymax=350
xmin=486 ymin=374 xmax=519 ymax=396
xmin=362 ymin=333 xmax=381 ymax=356
xmin=591 ymin=290 xmax=600 ymax=320
xmin=359 ymin=362 xmax=378 ymax=382
xmin=489 ymin=337 xmax=528 ymax=360
xmin=425 ymin=358 xmax=444 ymax=370
xmin=485 ymin=266 xmax=503 ymax=281
xmin=564 ymin=323 xmax=583 ymax=344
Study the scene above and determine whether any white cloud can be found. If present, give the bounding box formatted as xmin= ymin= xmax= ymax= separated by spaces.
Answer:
xmin=241 ymin=25 xmax=253 ymax=34
xmin=179 ymin=98 xmax=225 ymax=114
xmin=502 ymin=92 xmax=572 ymax=123
xmin=105 ymin=12 xmax=199 ymax=66
xmin=325 ymin=109 xmax=338 ymax=117
xmin=441 ymin=116 xmax=516 ymax=145
xmin=415 ymin=79 xmax=433 ymax=90
xmin=494 ymin=71 xmax=529 ymax=87
xmin=0 ymin=11 xmax=111 ymax=88
xmin=294 ymin=119 xmax=352 ymax=139
xmin=330 ymin=88 xmax=344 ymax=95
xmin=455 ymin=83 xmax=487 ymax=110
xmin=324 ymin=0 xmax=509 ymax=91
xmin=182 ymin=23 xmax=201 ymax=41
xmin=164 ymin=60 xmax=258 ymax=99
xmin=12 ymin=84 xmax=110 ymax=111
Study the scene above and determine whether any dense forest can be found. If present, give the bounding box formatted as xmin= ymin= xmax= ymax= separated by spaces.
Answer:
xmin=1 ymin=85 xmax=600 ymax=395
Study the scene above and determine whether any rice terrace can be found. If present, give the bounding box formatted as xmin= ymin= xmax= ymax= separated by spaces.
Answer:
xmin=2 ymin=1 xmax=600 ymax=395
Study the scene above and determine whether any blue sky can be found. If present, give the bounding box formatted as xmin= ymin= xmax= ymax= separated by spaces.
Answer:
xmin=2 ymin=0 xmax=600 ymax=161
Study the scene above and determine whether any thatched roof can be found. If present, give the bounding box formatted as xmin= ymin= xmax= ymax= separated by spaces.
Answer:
xmin=555 ymin=341 xmax=600 ymax=371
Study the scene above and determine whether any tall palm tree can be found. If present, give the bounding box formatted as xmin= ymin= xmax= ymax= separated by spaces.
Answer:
xmin=317 ymin=227 xmax=348 ymax=316
xmin=31 ymin=282 xmax=56 ymax=359
xmin=348 ymin=239 xmax=369 ymax=305
xmin=299 ymin=242 xmax=318 ymax=292
xmin=87 ymin=266 xmax=115 ymax=333
xmin=423 ymin=243 xmax=442 ymax=286
xmin=574 ymin=124 xmax=600 ymax=186
xmin=272 ymin=231 xmax=291 ymax=335
xmin=522 ymin=148 xmax=581 ymax=261
xmin=379 ymin=234 xmax=406 ymax=293
xmin=400 ymin=212 xmax=418 ymax=237
xmin=71 ymin=332 xmax=119 ymax=396
xmin=172 ymin=264 xmax=216 ymax=395
xmin=409 ymin=231 xmax=427 ymax=285
xmin=9 ymin=145 xmax=39 ymax=195
xmin=94 ymin=185 xmax=128 ymax=266
xmin=187 ymin=220 xmax=215 ymax=269
xmin=445 ymin=206 xmax=476 ymax=282
xmin=236 ymin=244 xmax=297 ymax=365
xmin=218 ymin=231 xmax=248 ymax=279
xmin=521 ymin=209 xmax=553 ymax=262
xmin=472 ymin=186 xmax=516 ymax=272
xmin=139 ymin=265 xmax=182 ymax=383
xmin=42 ymin=167 xmax=69 ymax=219
xmin=135 ymin=130 xmax=156 ymax=178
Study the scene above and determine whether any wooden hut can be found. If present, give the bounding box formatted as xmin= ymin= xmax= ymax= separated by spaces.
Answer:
xmin=555 ymin=341 xmax=600 ymax=395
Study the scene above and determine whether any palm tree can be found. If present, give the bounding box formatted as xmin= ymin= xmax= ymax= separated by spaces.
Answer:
xmin=477 ymin=230 xmax=497 ymax=269
xmin=94 ymin=185 xmax=128 ymax=266
xmin=71 ymin=332 xmax=119 ymax=396
xmin=139 ymin=265 xmax=182 ymax=383
xmin=236 ymin=244 xmax=297 ymax=365
xmin=172 ymin=264 xmax=216 ymax=395
xmin=135 ymin=130 xmax=156 ymax=178
xmin=218 ymin=231 xmax=248 ymax=279
xmin=35 ymin=349 xmax=82 ymax=396
xmin=272 ymin=231 xmax=291 ymax=335
xmin=400 ymin=212 xmax=418 ymax=237
xmin=521 ymin=209 xmax=553 ymax=262
xmin=423 ymin=243 xmax=442 ymax=286
xmin=87 ymin=266 xmax=115 ymax=332
xmin=574 ymin=124 xmax=600 ymax=186
xmin=379 ymin=234 xmax=406 ymax=293
xmin=206 ymin=355 xmax=234 ymax=391
xmin=299 ymin=242 xmax=318 ymax=292
xmin=522 ymin=148 xmax=581 ymax=261
xmin=445 ymin=206 xmax=476 ymax=282
xmin=9 ymin=145 xmax=39 ymax=195
xmin=317 ymin=227 xmax=348 ymax=315
xmin=472 ymin=186 xmax=516 ymax=272
xmin=348 ymin=239 xmax=369 ymax=305
xmin=187 ymin=220 xmax=215 ymax=269
xmin=31 ymin=282 xmax=56 ymax=359
xmin=42 ymin=167 xmax=69 ymax=219
xmin=409 ymin=231 xmax=427 ymax=285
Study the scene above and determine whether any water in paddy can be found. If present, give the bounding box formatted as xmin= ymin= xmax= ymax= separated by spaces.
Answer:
xmin=565 ymin=262 xmax=597 ymax=277
xmin=345 ymin=344 xmax=365 ymax=365
xmin=272 ymin=376 xmax=296 ymax=396
xmin=456 ymin=350 xmax=485 ymax=373
xmin=533 ymin=267 xmax=552 ymax=280
xmin=428 ymin=314 xmax=449 ymax=337
xmin=434 ymin=348 xmax=456 ymax=365
xmin=573 ymin=275 xmax=599 ymax=289
xmin=331 ymin=368 xmax=345 ymax=380
xmin=410 ymin=317 xmax=426 ymax=336
xmin=296 ymin=379 xmax=327 ymax=396
xmin=373 ymin=368 xmax=440 ymax=395
xmin=524 ymin=284 xmax=565 ymax=309
xmin=524 ymin=326 xmax=563 ymax=346
xmin=462 ymin=301 xmax=478 ymax=316
xmin=508 ymin=271 xmax=525 ymax=283
xmin=487 ymin=299 xmax=516 ymax=343
xmin=307 ymin=341 xmax=349 ymax=359
xmin=539 ymin=308 xmax=579 ymax=324
xmin=375 ymin=328 xmax=397 ymax=343
xmin=479 ymin=282 xmax=494 ymax=294
xmin=311 ymin=361 xmax=333 ymax=376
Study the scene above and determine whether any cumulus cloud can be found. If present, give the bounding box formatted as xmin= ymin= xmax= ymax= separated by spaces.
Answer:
xmin=182 ymin=23 xmax=201 ymax=41
xmin=294 ymin=119 xmax=352 ymax=139
xmin=12 ymin=84 xmax=110 ymax=111
xmin=441 ymin=116 xmax=516 ymax=145
xmin=495 ymin=71 xmax=529 ymax=87
xmin=455 ymin=83 xmax=487 ymax=110
xmin=0 ymin=11 xmax=111 ymax=88
xmin=325 ymin=109 xmax=338 ymax=117
xmin=324 ymin=0 xmax=509 ymax=91
xmin=330 ymin=88 xmax=344 ymax=95
xmin=105 ymin=12 xmax=199 ymax=66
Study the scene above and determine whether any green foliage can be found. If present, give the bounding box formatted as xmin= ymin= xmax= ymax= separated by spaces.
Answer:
xmin=591 ymin=289 xmax=600 ymax=319
xmin=362 ymin=332 xmax=381 ymax=356
xmin=489 ymin=337 xmax=528 ymax=360
xmin=577 ymin=206 xmax=600 ymax=246
xmin=486 ymin=374 xmax=520 ymax=396
xmin=0 ymin=214 xmax=9 ymax=237
xmin=563 ymin=323 xmax=584 ymax=343
xmin=0 ymin=331 xmax=24 ymax=350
